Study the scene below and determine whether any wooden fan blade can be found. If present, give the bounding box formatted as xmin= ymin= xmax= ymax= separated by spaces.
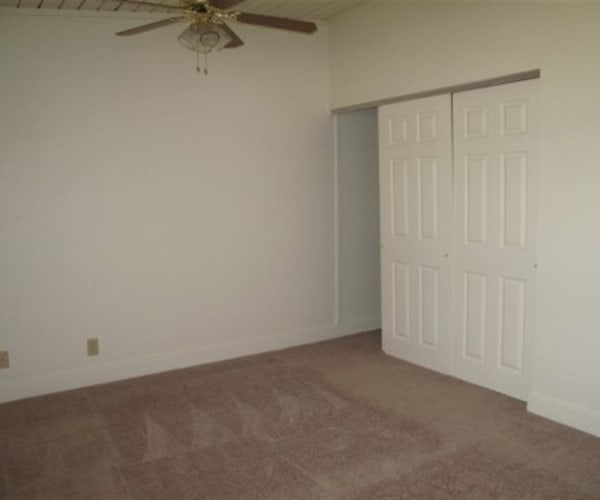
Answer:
xmin=116 ymin=0 xmax=182 ymax=11
xmin=235 ymin=12 xmax=317 ymax=34
xmin=210 ymin=0 xmax=245 ymax=9
xmin=221 ymin=22 xmax=245 ymax=48
xmin=116 ymin=16 xmax=187 ymax=36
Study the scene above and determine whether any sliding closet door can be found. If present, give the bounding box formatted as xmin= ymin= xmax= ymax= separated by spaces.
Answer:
xmin=453 ymin=80 xmax=539 ymax=400
xmin=379 ymin=95 xmax=454 ymax=374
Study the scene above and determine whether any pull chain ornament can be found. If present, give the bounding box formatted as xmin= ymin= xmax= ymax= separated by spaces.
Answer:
xmin=195 ymin=52 xmax=209 ymax=75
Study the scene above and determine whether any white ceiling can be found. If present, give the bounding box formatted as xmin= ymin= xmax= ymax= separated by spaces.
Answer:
xmin=0 ymin=0 xmax=374 ymax=22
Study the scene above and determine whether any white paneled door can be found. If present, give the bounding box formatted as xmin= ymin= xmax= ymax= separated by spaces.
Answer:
xmin=379 ymin=95 xmax=454 ymax=374
xmin=453 ymin=80 xmax=539 ymax=400
xmin=379 ymin=80 xmax=538 ymax=400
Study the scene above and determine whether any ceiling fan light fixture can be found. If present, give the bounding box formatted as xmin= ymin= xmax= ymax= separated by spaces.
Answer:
xmin=115 ymin=0 xmax=318 ymax=75
xmin=177 ymin=23 xmax=232 ymax=54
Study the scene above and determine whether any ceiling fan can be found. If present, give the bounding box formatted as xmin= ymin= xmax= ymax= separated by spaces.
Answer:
xmin=116 ymin=0 xmax=317 ymax=74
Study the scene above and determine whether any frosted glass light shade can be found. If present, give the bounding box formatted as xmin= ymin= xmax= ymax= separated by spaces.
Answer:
xmin=178 ymin=24 xmax=232 ymax=54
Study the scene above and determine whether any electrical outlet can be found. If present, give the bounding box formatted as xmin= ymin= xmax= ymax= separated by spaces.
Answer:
xmin=87 ymin=338 xmax=99 ymax=356
xmin=0 ymin=351 xmax=9 ymax=369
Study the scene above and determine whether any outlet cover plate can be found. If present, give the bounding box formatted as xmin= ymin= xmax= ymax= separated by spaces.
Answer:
xmin=87 ymin=338 xmax=99 ymax=356
xmin=0 ymin=351 xmax=9 ymax=369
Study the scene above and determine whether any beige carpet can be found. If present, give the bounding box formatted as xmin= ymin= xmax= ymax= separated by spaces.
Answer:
xmin=1 ymin=331 xmax=599 ymax=500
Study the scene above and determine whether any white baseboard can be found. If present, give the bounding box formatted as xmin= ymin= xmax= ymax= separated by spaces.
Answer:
xmin=0 ymin=318 xmax=380 ymax=404
xmin=527 ymin=391 xmax=600 ymax=438
xmin=338 ymin=314 xmax=381 ymax=336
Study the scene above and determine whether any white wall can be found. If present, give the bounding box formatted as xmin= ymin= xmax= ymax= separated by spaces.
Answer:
xmin=330 ymin=3 xmax=600 ymax=437
xmin=0 ymin=11 xmax=377 ymax=402
xmin=336 ymin=109 xmax=380 ymax=329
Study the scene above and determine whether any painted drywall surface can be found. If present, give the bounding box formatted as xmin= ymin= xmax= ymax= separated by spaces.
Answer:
xmin=330 ymin=4 xmax=600 ymax=435
xmin=0 ymin=12 xmax=375 ymax=401
xmin=336 ymin=109 xmax=380 ymax=327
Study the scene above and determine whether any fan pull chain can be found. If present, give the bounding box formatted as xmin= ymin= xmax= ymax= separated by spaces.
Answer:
xmin=195 ymin=52 xmax=209 ymax=76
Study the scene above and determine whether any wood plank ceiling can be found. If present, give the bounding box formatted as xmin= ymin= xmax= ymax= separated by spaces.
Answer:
xmin=0 ymin=0 xmax=371 ymax=22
